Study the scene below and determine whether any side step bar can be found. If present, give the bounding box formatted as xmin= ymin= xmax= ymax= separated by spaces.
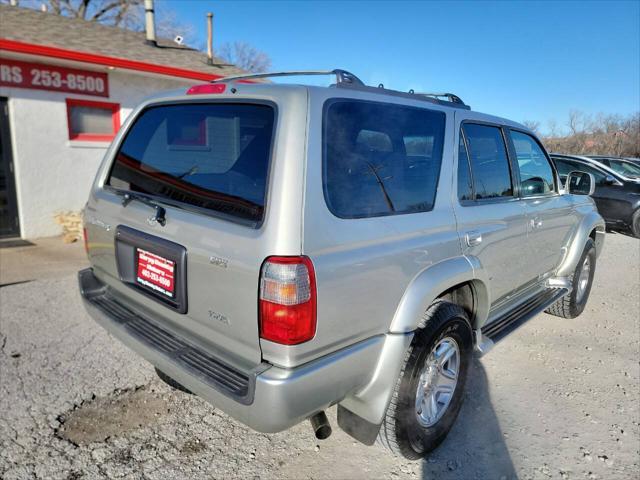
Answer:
xmin=477 ymin=287 xmax=569 ymax=354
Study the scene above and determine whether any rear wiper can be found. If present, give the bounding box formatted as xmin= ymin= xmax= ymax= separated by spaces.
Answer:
xmin=120 ymin=192 xmax=166 ymax=226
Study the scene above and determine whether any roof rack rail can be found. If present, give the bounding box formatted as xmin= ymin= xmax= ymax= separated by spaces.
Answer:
xmin=410 ymin=92 xmax=466 ymax=105
xmin=211 ymin=69 xmax=365 ymax=86
xmin=213 ymin=69 xmax=470 ymax=109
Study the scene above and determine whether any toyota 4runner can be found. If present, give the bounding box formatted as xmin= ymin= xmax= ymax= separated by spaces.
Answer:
xmin=79 ymin=69 xmax=605 ymax=459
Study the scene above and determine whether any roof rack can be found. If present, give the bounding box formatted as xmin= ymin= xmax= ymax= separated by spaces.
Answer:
xmin=411 ymin=92 xmax=466 ymax=106
xmin=211 ymin=69 xmax=365 ymax=86
xmin=213 ymin=69 xmax=469 ymax=109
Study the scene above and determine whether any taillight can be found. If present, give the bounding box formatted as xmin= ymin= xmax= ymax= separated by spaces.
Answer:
xmin=259 ymin=256 xmax=316 ymax=345
xmin=186 ymin=83 xmax=226 ymax=95
xmin=82 ymin=227 xmax=89 ymax=255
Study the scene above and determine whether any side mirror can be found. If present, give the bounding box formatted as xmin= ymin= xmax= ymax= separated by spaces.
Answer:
xmin=604 ymin=175 xmax=617 ymax=185
xmin=566 ymin=171 xmax=595 ymax=195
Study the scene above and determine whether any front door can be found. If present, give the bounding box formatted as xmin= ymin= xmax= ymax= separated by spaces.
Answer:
xmin=506 ymin=129 xmax=578 ymax=278
xmin=0 ymin=98 xmax=20 ymax=238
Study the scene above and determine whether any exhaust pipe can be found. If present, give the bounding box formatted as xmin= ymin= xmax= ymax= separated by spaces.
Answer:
xmin=309 ymin=411 xmax=332 ymax=440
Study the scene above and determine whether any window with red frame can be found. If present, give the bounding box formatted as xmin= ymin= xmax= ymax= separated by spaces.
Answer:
xmin=66 ymin=98 xmax=120 ymax=141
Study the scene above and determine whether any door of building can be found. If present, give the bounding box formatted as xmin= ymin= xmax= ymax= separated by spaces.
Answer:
xmin=0 ymin=97 xmax=20 ymax=238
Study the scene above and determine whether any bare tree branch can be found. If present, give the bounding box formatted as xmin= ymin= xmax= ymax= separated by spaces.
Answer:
xmin=218 ymin=41 xmax=272 ymax=73
xmin=541 ymin=111 xmax=639 ymax=157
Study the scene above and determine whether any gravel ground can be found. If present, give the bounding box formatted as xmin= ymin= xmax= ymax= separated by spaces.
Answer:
xmin=0 ymin=233 xmax=638 ymax=479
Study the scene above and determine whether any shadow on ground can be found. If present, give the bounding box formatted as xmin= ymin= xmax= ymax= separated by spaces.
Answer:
xmin=419 ymin=358 xmax=516 ymax=479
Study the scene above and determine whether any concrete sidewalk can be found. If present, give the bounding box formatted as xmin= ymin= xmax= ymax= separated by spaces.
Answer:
xmin=0 ymin=237 xmax=88 ymax=286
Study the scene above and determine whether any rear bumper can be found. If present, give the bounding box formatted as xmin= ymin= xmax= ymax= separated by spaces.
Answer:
xmin=78 ymin=268 xmax=384 ymax=432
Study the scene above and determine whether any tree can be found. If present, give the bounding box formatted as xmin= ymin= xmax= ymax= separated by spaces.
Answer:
xmin=4 ymin=0 xmax=195 ymax=44
xmin=522 ymin=120 xmax=540 ymax=135
xmin=540 ymin=111 xmax=639 ymax=157
xmin=218 ymin=41 xmax=272 ymax=73
xmin=2 ymin=0 xmax=144 ymax=25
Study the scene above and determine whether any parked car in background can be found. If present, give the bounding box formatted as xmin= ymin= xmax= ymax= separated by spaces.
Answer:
xmin=551 ymin=154 xmax=640 ymax=237
xmin=78 ymin=70 xmax=605 ymax=460
xmin=587 ymin=156 xmax=640 ymax=180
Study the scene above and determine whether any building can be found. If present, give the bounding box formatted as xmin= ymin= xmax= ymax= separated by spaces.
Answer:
xmin=0 ymin=5 xmax=244 ymax=239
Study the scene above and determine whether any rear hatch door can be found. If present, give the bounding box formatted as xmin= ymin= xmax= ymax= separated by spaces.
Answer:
xmin=85 ymin=100 xmax=277 ymax=368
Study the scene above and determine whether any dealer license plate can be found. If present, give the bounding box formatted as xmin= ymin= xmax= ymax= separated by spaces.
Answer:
xmin=135 ymin=248 xmax=176 ymax=299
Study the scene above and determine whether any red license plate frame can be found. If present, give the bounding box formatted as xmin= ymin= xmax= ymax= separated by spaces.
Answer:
xmin=135 ymin=248 xmax=176 ymax=299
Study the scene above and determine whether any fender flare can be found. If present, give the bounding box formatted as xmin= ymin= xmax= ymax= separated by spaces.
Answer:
xmin=389 ymin=255 xmax=491 ymax=332
xmin=556 ymin=210 xmax=605 ymax=277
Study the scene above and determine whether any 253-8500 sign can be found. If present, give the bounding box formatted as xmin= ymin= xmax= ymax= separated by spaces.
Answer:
xmin=0 ymin=58 xmax=109 ymax=97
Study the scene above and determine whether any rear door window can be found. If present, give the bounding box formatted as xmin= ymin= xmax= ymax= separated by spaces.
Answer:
xmin=461 ymin=123 xmax=513 ymax=200
xmin=323 ymin=100 xmax=446 ymax=218
xmin=107 ymin=103 xmax=275 ymax=225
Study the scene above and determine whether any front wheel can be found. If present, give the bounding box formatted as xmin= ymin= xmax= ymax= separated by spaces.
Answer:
xmin=632 ymin=209 xmax=640 ymax=238
xmin=377 ymin=301 xmax=472 ymax=459
xmin=545 ymin=238 xmax=596 ymax=319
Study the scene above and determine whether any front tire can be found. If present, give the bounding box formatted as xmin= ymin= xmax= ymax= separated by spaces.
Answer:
xmin=631 ymin=209 xmax=640 ymax=238
xmin=377 ymin=301 xmax=472 ymax=459
xmin=545 ymin=238 xmax=596 ymax=319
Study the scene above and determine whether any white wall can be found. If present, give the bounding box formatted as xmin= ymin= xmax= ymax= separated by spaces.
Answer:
xmin=0 ymin=68 xmax=195 ymax=238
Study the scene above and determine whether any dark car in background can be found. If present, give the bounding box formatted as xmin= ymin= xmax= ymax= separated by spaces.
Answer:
xmin=551 ymin=154 xmax=640 ymax=237
xmin=587 ymin=156 xmax=640 ymax=180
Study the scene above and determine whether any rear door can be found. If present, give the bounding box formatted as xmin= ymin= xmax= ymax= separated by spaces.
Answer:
xmin=453 ymin=116 xmax=532 ymax=305
xmin=85 ymin=101 xmax=279 ymax=368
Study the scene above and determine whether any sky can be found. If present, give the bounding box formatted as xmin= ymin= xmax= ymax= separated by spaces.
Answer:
xmin=161 ymin=0 xmax=639 ymax=134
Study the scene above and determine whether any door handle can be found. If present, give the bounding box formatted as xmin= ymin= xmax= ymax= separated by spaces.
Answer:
xmin=465 ymin=231 xmax=482 ymax=247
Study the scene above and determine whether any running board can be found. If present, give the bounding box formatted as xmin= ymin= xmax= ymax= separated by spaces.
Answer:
xmin=479 ymin=287 xmax=569 ymax=347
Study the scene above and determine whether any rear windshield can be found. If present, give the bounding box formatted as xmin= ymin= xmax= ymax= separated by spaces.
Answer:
xmin=107 ymin=103 xmax=275 ymax=225
xmin=323 ymin=100 xmax=446 ymax=218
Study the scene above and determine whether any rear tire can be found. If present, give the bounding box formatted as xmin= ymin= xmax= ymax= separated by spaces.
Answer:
xmin=545 ymin=238 xmax=596 ymax=319
xmin=155 ymin=368 xmax=192 ymax=394
xmin=377 ymin=301 xmax=472 ymax=459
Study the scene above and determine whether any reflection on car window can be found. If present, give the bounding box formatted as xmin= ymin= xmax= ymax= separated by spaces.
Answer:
xmin=511 ymin=130 xmax=555 ymax=196
xmin=462 ymin=124 xmax=513 ymax=199
xmin=356 ymin=130 xmax=392 ymax=152
xmin=609 ymin=160 xmax=640 ymax=178
xmin=323 ymin=100 xmax=446 ymax=218
xmin=108 ymin=103 xmax=274 ymax=223
xmin=457 ymin=133 xmax=473 ymax=201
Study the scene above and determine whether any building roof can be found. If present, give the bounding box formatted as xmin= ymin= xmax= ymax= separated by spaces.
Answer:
xmin=0 ymin=5 xmax=245 ymax=81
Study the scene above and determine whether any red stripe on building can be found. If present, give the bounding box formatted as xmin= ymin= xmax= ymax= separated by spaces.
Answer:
xmin=0 ymin=39 xmax=223 ymax=82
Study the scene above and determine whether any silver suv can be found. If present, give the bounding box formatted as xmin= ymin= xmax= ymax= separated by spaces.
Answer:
xmin=79 ymin=70 xmax=605 ymax=459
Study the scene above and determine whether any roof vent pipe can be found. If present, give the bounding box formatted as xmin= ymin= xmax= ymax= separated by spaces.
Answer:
xmin=206 ymin=12 xmax=214 ymax=65
xmin=144 ymin=0 xmax=157 ymax=46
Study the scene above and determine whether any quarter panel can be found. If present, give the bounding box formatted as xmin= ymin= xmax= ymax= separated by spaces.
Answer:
xmin=268 ymin=88 xmax=461 ymax=368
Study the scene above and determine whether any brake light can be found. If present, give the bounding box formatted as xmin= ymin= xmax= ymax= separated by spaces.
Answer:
xmin=82 ymin=227 xmax=89 ymax=255
xmin=259 ymin=256 xmax=316 ymax=345
xmin=186 ymin=83 xmax=226 ymax=95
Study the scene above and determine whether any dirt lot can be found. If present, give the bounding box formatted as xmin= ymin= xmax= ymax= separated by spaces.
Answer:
xmin=0 ymin=233 xmax=638 ymax=479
